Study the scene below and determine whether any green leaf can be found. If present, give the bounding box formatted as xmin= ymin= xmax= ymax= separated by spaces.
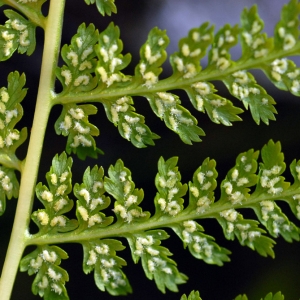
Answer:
xmin=219 ymin=148 xmax=259 ymax=205
xmin=127 ymin=230 xmax=188 ymax=293
xmin=217 ymin=209 xmax=275 ymax=257
xmin=170 ymin=22 xmax=213 ymax=78
xmin=0 ymin=166 xmax=19 ymax=215
xmin=261 ymin=58 xmax=300 ymax=96
xmin=154 ymin=157 xmax=188 ymax=218
xmin=147 ymin=92 xmax=205 ymax=144
xmin=252 ymin=201 xmax=299 ymax=242
xmin=82 ymin=239 xmax=131 ymax=295
xmin=104 ymin=159 xmax=150 ymax=223
xmin=285 ymin=159 xmax=300 ymax=220
xmin=172 ymin=221 xmax=231 ymax=266
xmin=0 ymin=71 xmax=27 ymax=214
xmin=74 ymin=165 xmax=113 ymax=232
xmin=20 ymin=245 xmax=69 ymax=300
xmin=0 ymin=10 xmax=37 ymax=61
xmin=185 ymin=81 xmax=243 ymax=126
xmin=181 ymin=290 xmax=202 ymax=300
xmin=32 ymin=153 xmax=78 ymax=234
xmin=135 ymin=27 xmax=169 ymax=88
xmin=240 ymin=5 xmax=274 ymax=60
xmin=262 ymin=291 xmax=285 ymax=300
xmin=188 ymin=157 xmax=217 ymax=213
xmin=84 ymin=0 xmax=117 ymax=16
xmin=56 ymin=23 xmax=99 ymax=93
xmin=234 ymin=295 xmax=248 ymax=300
xmin=102 ymin=96 xmax=160 ymax=147
xmin=207 ymin=23 xmax=239 ymax=71
xmin=0 ymin=71 xmax=28 ymax=156
xmin=95 ymin=22 xmax=131 ymax=89
xmin=54 ymin=103 xmax=102 ymax=160
xmin=274 ymin=0 xmax=300 ymax=52
xmin=223 ymin=71 xmax=277 ymax=125
xmin=254 ymin=140 xmax=289 ymax=196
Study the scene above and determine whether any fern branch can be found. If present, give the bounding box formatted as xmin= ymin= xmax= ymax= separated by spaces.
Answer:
xmin=0 ymin=0 xmax=66 ymax=298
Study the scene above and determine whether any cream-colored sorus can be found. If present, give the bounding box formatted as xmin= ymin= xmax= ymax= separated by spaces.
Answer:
xmin=53 ymin=198 xmax=68 ymax=212
xmin=5 ymin=109 xmax=18 ymax=124
xmin=37 ymin=276 xmax=48 ymax=290
xmin=37 ymin=211 xmax=49 ymax=225
xmin=220 ymin=208 xmax=238 ymax=222
xmin=50 ymin=216 xmax=66 ymax=227
xmin=15 ymin=24 xmax=30 ymax=46
xmin=260 ymin=200 xmax=275 ymax=221
xmin=41 ymin=250 xmax=57 ymax=263
xmin=196 ymin=196 xmax=211 ymax=213
xmin=30 ymin=255 xmax=43 ymax=270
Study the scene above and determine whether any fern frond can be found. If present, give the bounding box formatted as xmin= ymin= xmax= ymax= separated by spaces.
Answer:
xmin=234 ymin=291 xmax=285 ymax=300
xmin=0 ymin=71 xmax=27 ymax=215
xmin=0 ymin=9 xmax=38 ymax=60
xmin=84 ymin=0 xmax=117 ymax=16
xmin=24 ymin=139 xmax=300 ymax=297
xmin=82 ymin=239 xmax=131 ymax=295
xmin=56 ymin=23 xmax=99 ymax=94
xmin=32 ymin=152 xmax=78 ymax=235
xmin=181 ymin=290 xmax=202 ymax=300
xmin=74 ymin=165 xmax=113 ymax=232
xmin=54 ymin=103 xmax=102 ymax=160
xmin=55 ymin=0 xmax=300 ymax=154
xmin=20 ymin=245 xmax=69 ymax=299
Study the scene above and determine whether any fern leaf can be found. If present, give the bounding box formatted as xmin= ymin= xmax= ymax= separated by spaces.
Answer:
xmin=223 ymin=71 xmax=277 ymax=125
xmin=32 ymin=153 xmax=78 ymax=234
xmin=0 ymin=71 xmax=27 ymax=214
xmin=262 ymin=292 xmax=285 ymax=300
xmin=20 ymin=245 xmax=69 ymax=300
xmin=127 ymin=230 xmax=188 ymax=293
xmin=82 ymin=239 xmax=131 ymax=295
xmin=95 ymin=22 xmax=131 ymax=88
xmin=74 ymin=165 xmax=113 ymax=232
xmin=55 ymin=0 xmax=300 ymax=147
xmin=234 ymin=296 xmax=248 ymax=300
xmin=84 ymin=0 xmax=117 ymax=16
xmin=24 ymin=139 xmax=300 ymax=296
xmin=54 ymin=103 xmax=102 ymax=160
xmin=56 ymin=23 xmax=99 ymax=93
xmin=135 ymin=27 xmax=169 ymax=87
xmin=154 ymin=157 xmax=188 ymax=218
xmin=181 ymin=290 xmax=202 ymax=300
xmin=185 ymin=81 xmax=243 ymax=126
xmin=172 ymin=221 xmax=231 ymax=266
xmin=102 ymin=95 xmax=160 ymax=147
xmin=219 ymin=148 xmax=259 ymax=205
xmin=187 ymin=157 xmax=217 ymax=213
xmin=262 ymin=0 xmax=300 ymax=93
xmin=104 ymin=159 xmax=150 ymax=223
xmin=0 ymin=10 xmax=37 ymax=60
xmin=147 ymin=92 xmax=205 ymax=144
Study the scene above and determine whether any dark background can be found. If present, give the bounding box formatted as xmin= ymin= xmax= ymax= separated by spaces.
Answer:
xmin=1 ymin=0 xmax=300 ymax=299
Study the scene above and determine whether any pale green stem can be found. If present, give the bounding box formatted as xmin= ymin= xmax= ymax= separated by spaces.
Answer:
xmin=0 ymin=0 xmax=65 ymax=299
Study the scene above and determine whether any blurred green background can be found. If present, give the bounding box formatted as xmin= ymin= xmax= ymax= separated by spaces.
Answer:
xmin=1 ymin=0 xmax=300 ymax=299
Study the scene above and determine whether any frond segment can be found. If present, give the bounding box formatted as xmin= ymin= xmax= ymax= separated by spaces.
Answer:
xmin=32 ymin=153 xmax=78 ymax=234
xmin=20 ymin=245 xmax=69 ymax=300
xmin=0 ymin=10 xmax=37 ymax=60
xmin=84 ymin=0 xmax=117 ymax=16
xmin=0 ymin=71 xmax=27 ymax=215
